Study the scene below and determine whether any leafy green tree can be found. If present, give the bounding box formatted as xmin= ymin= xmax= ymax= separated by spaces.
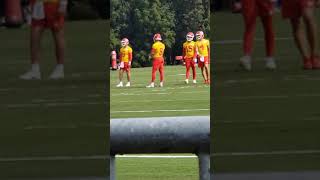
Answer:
xmin=172 ymin=0 xmax=210 ymax=60
xmin=130 ymin=0 xmax=175 ymax=66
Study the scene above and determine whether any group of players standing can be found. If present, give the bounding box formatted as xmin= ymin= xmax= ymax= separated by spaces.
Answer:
xmin=114 ymin=31 xmax=210 ymax=88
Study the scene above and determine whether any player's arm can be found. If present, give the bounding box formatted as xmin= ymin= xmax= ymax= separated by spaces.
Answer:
xmin=193 ymin=45 xmax=198 ymax=62
xmin=119 ymin=51 xmax=122 ymax=62
xmin=149 ymin=45 xmax=156 ymax=59
xmin=128 ymin=48 xmax=133 ymax=66
xmin=207 ymin=41 xmax=210 ymax=61
xmin=182 ymin=45 xmax=186 ymax=60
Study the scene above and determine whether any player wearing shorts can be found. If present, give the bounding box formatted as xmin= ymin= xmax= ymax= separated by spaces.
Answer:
xmin=240 ymin=0 xmax=276 ymax=71
xmin=282 ymin=0 xmax=320 ymax=69
xmin=146 ymin=33 xmax=165 ymax=88
xmin=183 ymin=32 xmax=197 ymax=84
xmin=195 ymin=31 xmax=210 ymax=84
xmin=20 ymin=0 xmax=67 ymax=80
xmin=116 ymin=38 xmax=133 ymax=87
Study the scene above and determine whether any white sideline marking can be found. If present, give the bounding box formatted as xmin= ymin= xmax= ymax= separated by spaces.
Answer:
xmin=227 ymin=93 xmax=320 ymax=100
xmin=0 ymin=155 xmax=107 ymax=162
xmin=5 ymin=101 xmax=105 ymax=108
xmin=214 ymin=150 xmax=320 ymax=157
xmin=118 ymin=99 xmax=208 ymax=103
xmin=111 ymin=90 xmax=209 ymax=96
xmin=1 ymin=149 xmax=320 ymax=162
xmin=111 ymin=109 xmax=209 ymax=113
xmin=116 ymin=155 xmax=197 ymax=159
xmin=214 ymin=37 xmax=292 ymax=45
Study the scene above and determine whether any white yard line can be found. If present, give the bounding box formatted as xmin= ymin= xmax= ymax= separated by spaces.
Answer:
xmin=1 ymin=149 xmax=320 ymax=162
xmin=215 ymin=171 xmax=320 ymax=180
xmin=111 ymin=90 xmax=209 ymax=96
xmin=117 ymin=99 xmax=208 ymax=103
xmin=214 ymin=150 xmax=320 ymax=157
xmin=111 ymin=109 xmax=209 ymax=113
xmin=4 ymin=101 xmax=105 ymax=108
xmin=0 ymin=155 xmax=107 ymax=162
xmin=116 ymin=155 xmax=197 ymax=158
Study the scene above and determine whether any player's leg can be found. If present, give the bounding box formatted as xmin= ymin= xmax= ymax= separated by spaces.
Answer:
xmin=125 ymin=68 xmax=131 ymax=87
xmin=185 ymin=60 xmax=191 ymax=84
xmin=290 ymin=17 xmax=312 ymax=69
xmin=240 ymin=0 xmax=257 ymax=70
xmin=301 ymin=3 xmax=320 ymax=68
xmin=159 ymin=60 xmax=164 ymax=87
xmin=200 ymin=66 xmax=207 ymax=83
xmin=147 ymin=60 xmax=158 ymax=88
xmin=191 ymin=61 xmax=197 ymax=83
xmin=205 ymin=64 xmax=210 ymax=84
xmin=20 ymin=26 xmax=45 ymax=80
xmin=261 ymin=14 xmax=276 ymax=70
xmin=117 ymin=69 xmax=124 ymax=87
xmin=49 ymin=28 xmax=65 ymax=79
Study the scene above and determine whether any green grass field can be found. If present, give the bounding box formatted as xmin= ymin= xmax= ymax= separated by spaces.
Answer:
xmin=212 ymin=11 xmax=320 ymax=173
xmin=110 ymin=66 xmax=210 ymax=118
xmin=0 ymin=21 xmax=108 ymax=179
xmin=110 ymin=62 xmax=210 ymax=179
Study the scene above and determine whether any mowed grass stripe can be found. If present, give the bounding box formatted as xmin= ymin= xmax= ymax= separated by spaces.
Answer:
xmin=110 ymin=66 xmax=210 ymax=118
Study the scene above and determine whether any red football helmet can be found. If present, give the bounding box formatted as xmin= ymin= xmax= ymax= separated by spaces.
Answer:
xmin=186 ymin=32 xmax=194 ymax=41
xmin=153 ymin=33 xmax=162 ymax=41
xmin=196 ymin=31 xmax=204 ymax=40
xmin=121 ymin=38 xmax=129 ymax=47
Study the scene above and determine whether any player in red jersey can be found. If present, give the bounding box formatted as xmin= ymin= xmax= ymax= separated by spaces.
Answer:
xmin=20 ymin=0 xmax=67 ymax=80
xmin=282 ymin=0 xmax=320 ymax=69
xmin=240 ymin=0 xmax=276 ymax=71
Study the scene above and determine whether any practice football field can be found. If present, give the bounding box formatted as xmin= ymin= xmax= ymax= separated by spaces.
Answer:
xmin=110 ymin=61 xmax=210 ymax=179
xmin=213 ymin=11 xmax=320 ymax=174
xmin=110 ymin=66 xmax=210 ymax=118
xmin=0 ymin=21 xmax=108 ymax=179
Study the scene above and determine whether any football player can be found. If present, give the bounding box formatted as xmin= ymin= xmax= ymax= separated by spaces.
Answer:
xmin=195 ymin=31 xmax=210 ymax=84
xmin=183 ymin=32 xmax=197 ymax=84
xmin=146 ymin=33 xmax=165 ymax=88
xmin=116 ymin=38 xmax=133 ymax=87
xmin=240 ymin=0 xmax=276 ymax=71
xmin=20 ymin=0 xmax=67 ymax=80
xmin=282 ymin=0 xmax=320 ymax=69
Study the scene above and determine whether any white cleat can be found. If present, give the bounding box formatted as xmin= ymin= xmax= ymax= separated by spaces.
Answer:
xmin=185 ymin=79 xmax=189 ymax=84
xmin=125 ymin=82 xmax=131 ymax=87
xmin=159 ymin=82 xmax=163 ymax=87
xmin=265 ymin=57 xmax=277 ymax=70
xmin=49 ymin=65 xmax=64 ymax=79
xmin=19 ymin=69 xmax=41 ymax=80
xmin=239 ymin=56 xmax=252 ymax=71
xmin=116 ymin=82 xmax=123 ymax=87
xmin=193 ymin=79 xmax=197 ymax=84
xmin=146 ymin=82 xmax=155 ymax=88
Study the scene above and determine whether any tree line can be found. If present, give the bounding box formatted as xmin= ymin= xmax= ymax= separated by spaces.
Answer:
xmin=110 ymin=0 xmax=210 ymax=67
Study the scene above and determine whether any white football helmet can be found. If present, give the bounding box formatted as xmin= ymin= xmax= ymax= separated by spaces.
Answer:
xmin=121 ymin=38 xmax=129 ymax=47
xmin=153 ymin=33 xmax=162 ymax=41
xmin=186 ymin=32 xmax=194 ymax=41
xmin=196 ymin=31 xmax=204 ymax=40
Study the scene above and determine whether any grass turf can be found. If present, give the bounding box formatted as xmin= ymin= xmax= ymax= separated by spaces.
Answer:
xmin=116 ymin=156 xmax=198 ymax=180
xmin=110 ymin=39 xmax=210 ymax=179
xmin=212 ymin=11 xmax=320 ymax=172
xmin=110 ymin=66 xmax=210 ymax=118
xmin=0 ymin=20 xmax=108 ymax=178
